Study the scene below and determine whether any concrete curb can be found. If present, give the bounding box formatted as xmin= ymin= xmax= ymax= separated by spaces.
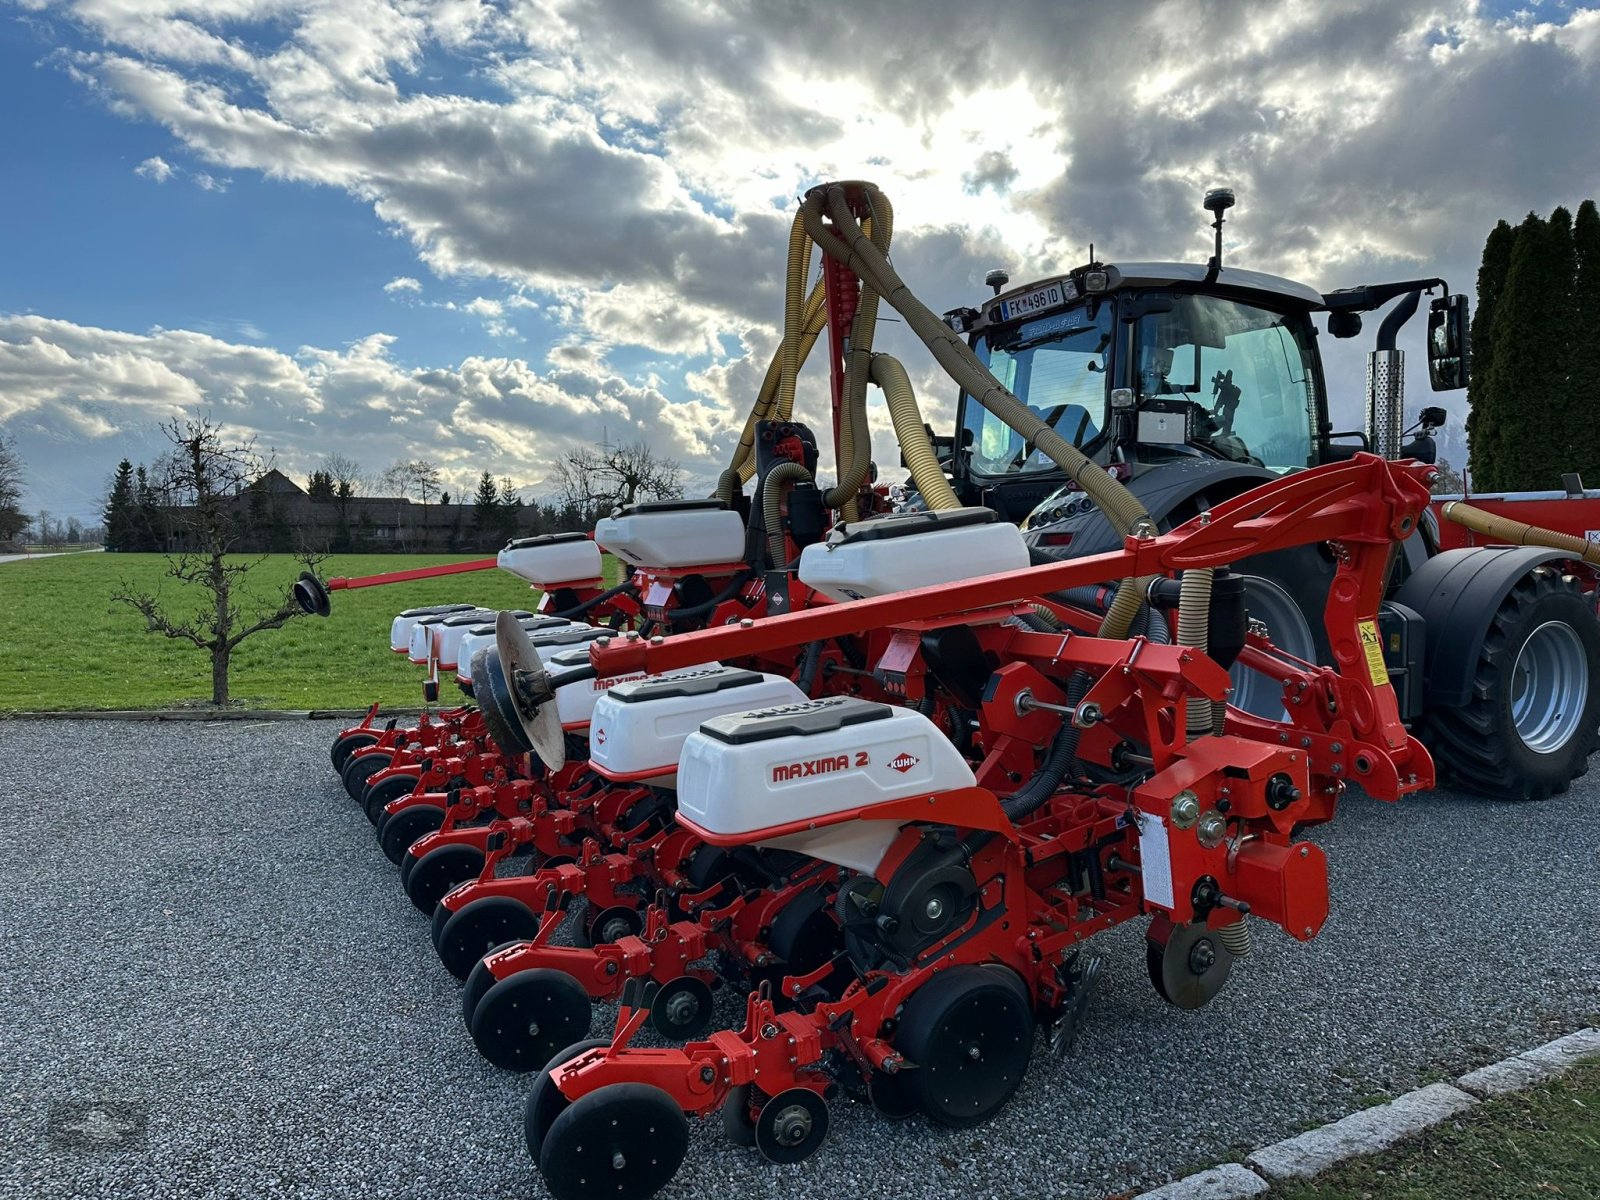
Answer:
xmin=1 ymin=708 xmax=430 ymax=722
xmin=1133 ymin=1026 xmax=1599 ymax=1197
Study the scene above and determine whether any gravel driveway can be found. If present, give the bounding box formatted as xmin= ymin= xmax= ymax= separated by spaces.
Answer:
xmin=1 ymin=718 xmax=1596 ymax=1200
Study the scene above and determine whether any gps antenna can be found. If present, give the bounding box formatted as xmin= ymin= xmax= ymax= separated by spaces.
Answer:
xmin=1203 ymin=188 xmax=1234 ymax=283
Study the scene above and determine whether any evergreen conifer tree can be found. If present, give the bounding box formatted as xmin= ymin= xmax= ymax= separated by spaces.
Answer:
xmin=1571 ymin=199 xmax=1600 ymax=482
xmin=1479 ymin=211 xmax=1571 ymax=490
xmin=102 ymin=459 xmax=135 ymax=551
xmin=471 ymin=470 xmax=499 ymax=549
xmin=1466 ymin=220 xmax=1517 ymax=486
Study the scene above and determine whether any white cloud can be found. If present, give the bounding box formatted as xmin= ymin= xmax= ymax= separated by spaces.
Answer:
xmin=17 ymin=0 xmax=1600 ymax=509
xmin=134 ymin=155 xmax=173 ymax=182
xmin=0 ymin=312 xmax=743 ymax=503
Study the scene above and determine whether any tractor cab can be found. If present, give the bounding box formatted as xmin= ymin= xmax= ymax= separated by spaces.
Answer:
xmin=941 ymin=190 xmax=1470 ymax=525
xmin=945 ymin=263 xmax=1331 ymax=521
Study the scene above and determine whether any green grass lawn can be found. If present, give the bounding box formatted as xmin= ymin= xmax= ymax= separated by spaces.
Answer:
xmin=0 ymin=552 xmax=620 ymax=712
xmin=1270 ymin=1060 xmax=1600 ymax=1199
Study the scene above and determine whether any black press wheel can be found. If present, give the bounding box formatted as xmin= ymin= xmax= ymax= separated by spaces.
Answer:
xmin=753 ymin=1087 xmax=830 ymax=1165
xmin=538 ymin=1083 xmax=688 ymax=1200
xmin=378 ymin=804 xmax=446 ymax=866
xmin=525 ymin=1037 xmax=611 ymax=1162
xmin=331 ymin=731 xmax=378 ymax=774
xmin=1146 ymin=920 xmax=1234 ymax=1010
xmin=894 ymin=964 xmax=1034 ymax=1129
xmin=1423 ymin=570 xmax=1600 ymax=801
xmin=470 ymin=968 xmax=593 ymax=1072
xmin=341 ymin=749 xmax=391 ymax=802
xmin=407 ymin=844 xmax=485 ymax=916
xmin=649 ymin=976 xmax=714 ymax=1041
xmin=437 ymin=896 xmax=541 ymax=981
xmin=363 ymin=774 xmax=419 ymax=825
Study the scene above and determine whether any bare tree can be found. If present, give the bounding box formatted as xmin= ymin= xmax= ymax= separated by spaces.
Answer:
xmin=0 ymin=434 xmax=26 ymax=542
xmin=111 ymin=416 xmax=318 ymax=706
xmin=1430 ymin=457 xmax=1467 ymax=496
xmin=413 ymin=459 xmax=442 ymax=507
xmin=322 ymin=452 xmax=365 ymax=498
xmin=554 ymin=439 xmax=683 ymax=514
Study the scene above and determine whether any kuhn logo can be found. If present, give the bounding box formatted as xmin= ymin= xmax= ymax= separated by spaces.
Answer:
xmin=771 ymin=750 xmax=869 ymax=783
xmin=594 ymin=728 xmax=607 ymax=745
xmin=888 ymin=751 xmax=920 ymax=774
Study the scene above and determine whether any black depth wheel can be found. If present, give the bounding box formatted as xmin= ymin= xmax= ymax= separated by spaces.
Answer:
xmin=462 ymin=941 xmax=526 ymax=1027
xmin=539 ymin=1083 xmax=688 ymax=1200
xmin=438 ymin=897 xmax=541 ymax=981
xmin=720 ymin=1083 xmax=758 ymax=1148
xmin=331 ymin=731 xmax=378 ymax=774
xmin=406 ymin=844 xmax=485 ymax=916
xmin=399 ymin=845 xmax=421 ymax=890
xmin=341 ymin=750 xmax=391 ymax=801
xmin=378 ymin=804 xmax=446 ymax=865
xmin=894 ymin=964 xmax=1034 ymax=1128
xmin=363 ymin=774 xmax=419 ymax=825
xmin=766 ymin=886 xmax=840 ymax=978
xmin=649 ymin=976 xmax=714 ymax=1041
xmin=470 ymin=968 xmax=593 ymax=1072
xmin=753 ymin=1087 xmax=830 ymax=1165
xmin=525 ymin=1037 xmax=611 ymax=1162
xmin=587 ymin=905 xmax=643 ymax=947
xmin=866 ymin=1069 xmax=919 ymax=1121
xmin=1423 ymin=570 xmax=1600 ymax=801
xmin=1146 ymin=920 xmax=1234 ymax=1010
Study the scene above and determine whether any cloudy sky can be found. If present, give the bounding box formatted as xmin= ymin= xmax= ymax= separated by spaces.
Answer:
xmin=4 ymin=0 xmax=1598 ymax=524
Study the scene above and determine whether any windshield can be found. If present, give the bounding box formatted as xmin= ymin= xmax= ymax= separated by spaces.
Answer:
xmin=1133 ymin=294 xmax=1318 ymax=470
xmin=963 ymin=302 xmax=1112 ymax=476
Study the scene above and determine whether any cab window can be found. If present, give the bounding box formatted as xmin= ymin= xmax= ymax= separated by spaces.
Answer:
xmin=1134 ymin=295 xmax=1317 ymax=470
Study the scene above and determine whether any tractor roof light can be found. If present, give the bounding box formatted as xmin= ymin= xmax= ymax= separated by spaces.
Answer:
xmin=942 ymin=307 xmax=979 ymax=333
xmin=1083 ymin=269 xmax=1109 ymax=293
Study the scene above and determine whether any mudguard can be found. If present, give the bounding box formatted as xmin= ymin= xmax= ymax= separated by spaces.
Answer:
xmin=1025 ymin=459 xmax=1277 ymax=558
xmin=1394 ymin=546 xmax=1570 ymax=709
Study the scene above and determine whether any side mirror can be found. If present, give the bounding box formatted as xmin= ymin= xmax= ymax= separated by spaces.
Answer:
xmin=1427 ymin=294 xmax=1470 ymax=391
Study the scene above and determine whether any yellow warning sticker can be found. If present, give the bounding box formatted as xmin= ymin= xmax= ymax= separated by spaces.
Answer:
xmin=1358 ymin=619 xmax=1390 ymax=687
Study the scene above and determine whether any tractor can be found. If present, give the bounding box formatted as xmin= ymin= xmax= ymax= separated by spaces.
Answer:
xmin=930 ymin=188 xmax=1600 ymax=798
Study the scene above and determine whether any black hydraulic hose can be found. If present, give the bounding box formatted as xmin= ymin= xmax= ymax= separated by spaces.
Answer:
xmin=666 ymin=568 xmax=756 ymax=625
xmin=797 ymin=640 xmax=824 ymax=695
xmin=950 ymin=706 xmax=975 ymax=756
xmin=549 ymin=579 xmax=636 ymax=621
xmin=999 ymin=673 xmax=1092 ymax=824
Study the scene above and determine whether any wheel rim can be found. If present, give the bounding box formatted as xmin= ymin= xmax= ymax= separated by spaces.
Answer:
xmin=1510 ymin=620 xmax=1587 ymax=754
xmin=1232 ymin=575 xmax=1318 ymax=720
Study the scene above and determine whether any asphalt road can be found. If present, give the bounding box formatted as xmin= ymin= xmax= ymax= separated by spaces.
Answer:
xmin=1 ymin=718 xmax=1596 ymax=1200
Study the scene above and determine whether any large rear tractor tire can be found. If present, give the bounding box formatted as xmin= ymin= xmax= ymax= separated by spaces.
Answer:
xmin=1423 ymin=570 xmax=1600 ymax=801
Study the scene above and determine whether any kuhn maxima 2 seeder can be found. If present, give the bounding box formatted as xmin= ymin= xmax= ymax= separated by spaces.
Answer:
xmin=504 ymin=450 xmax=1434 ymax=1200
xmin=297 ymin=178 xmax=1600 ymax=1200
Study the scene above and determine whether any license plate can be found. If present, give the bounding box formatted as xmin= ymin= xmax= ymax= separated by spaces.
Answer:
xmin=998 ymin=280 xmax=1074 ymax=322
